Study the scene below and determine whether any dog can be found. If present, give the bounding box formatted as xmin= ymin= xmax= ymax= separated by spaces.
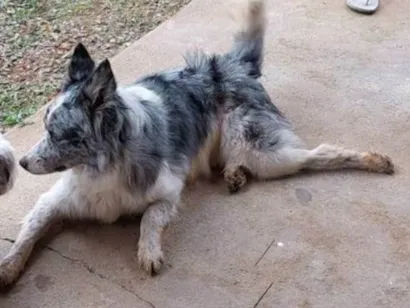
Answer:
xmin=0 ymin=134 xmax=16 ymax=196
xmin=0 ymin=0 xmax=394 ymax=289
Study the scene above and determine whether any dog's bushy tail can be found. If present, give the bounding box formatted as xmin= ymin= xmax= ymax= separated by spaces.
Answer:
xmin=229 ymin=0 xmax=266 ymax=78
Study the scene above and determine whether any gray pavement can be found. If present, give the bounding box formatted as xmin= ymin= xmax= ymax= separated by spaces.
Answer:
xmin=1 ymin=0 xmax=409 ymax=307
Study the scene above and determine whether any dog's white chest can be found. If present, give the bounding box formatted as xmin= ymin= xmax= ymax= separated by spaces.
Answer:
xmin=60 ymin=163 xmax=184 ymax=224
xmin=65 ymin=171 xmax=148 ymax=223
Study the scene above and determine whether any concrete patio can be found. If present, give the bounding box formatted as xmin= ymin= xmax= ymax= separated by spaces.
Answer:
xmin=1 ymin=0 xmax=409 ymax=307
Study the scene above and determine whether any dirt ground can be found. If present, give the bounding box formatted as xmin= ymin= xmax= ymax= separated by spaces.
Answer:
xmin=0 ymin=0 xmax=191 ymax=131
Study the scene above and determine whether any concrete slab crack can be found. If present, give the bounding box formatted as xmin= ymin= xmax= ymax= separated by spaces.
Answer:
xmin=0 ymin=237 xmax=155 ymax=308
xmin=0 ymin=237 xmax=15 ymax=244
xmin=252 ymin=282 xmax=273 ymax=308
xmin=44 ymin=246 xmax=156 ymax=308
xmin=254 ymin=238 xmax=275 ymax=267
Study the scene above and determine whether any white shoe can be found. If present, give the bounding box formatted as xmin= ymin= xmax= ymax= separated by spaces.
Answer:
xmin=347 ymin=0 xmax=380 ymax=14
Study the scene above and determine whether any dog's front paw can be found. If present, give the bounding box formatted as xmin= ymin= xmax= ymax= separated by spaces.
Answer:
xmin=137 ymin=243 xmax=164 ymax=276
xmin=0 ymin=257 xmax=21 ymax=292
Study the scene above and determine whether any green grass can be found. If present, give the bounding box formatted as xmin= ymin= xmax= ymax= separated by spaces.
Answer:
xmin=0 ymin=0 xmax=92 ymax=130
xmin=8 ymin=0 xmax=41 ymax=22
xmin=0 ymin=82 xmax=57 ymax=128
xmin=0 ymin=0 xmax=191 ymax=129
xmin=3 ymin=0 xmax=93 ymax=21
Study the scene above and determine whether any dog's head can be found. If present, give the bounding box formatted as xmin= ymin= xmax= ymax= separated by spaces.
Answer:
xmin=0 ymin=135 xmax=16 ymax=195
xmin=20 ymin=43 xmax=121 ymax=175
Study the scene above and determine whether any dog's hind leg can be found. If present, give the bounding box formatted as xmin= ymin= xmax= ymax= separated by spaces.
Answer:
xmin=137 ymin=199 xmax=178 ymax=275
xmin=300 ymin=143 xmax=394 ymax=174
xmin=221 ymin=108 xmax=394 ymax=193
xmin=224 ymin=143 xmax=394 ymax=193
xmin=243 ymin=143 xmax=394 ymax=179
xmin=223 ymin=143 xmax=310 ymax=192
xmin=221 ymin=107 xmax=310 ymax=192
xmin=0 ymin=178 xmax=72 ymax=290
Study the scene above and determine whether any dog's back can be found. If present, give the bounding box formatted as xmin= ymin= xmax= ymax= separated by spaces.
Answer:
xmin=131 ymin=0 xmax=268 ymax=184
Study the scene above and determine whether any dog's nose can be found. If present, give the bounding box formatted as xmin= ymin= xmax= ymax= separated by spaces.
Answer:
xmin=19 ymin=157 xmax=28 ymax=170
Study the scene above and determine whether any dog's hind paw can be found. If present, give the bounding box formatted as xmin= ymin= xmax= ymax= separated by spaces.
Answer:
xmin=224 ymin=166 xmax=248 ymax=193
xmin=137 ymin=245 xmax=164 ymax=276
xmin=363 ymin=152 xmax=395 ymax=175
xmin=0 ymin=258 xmax=21 ymax=292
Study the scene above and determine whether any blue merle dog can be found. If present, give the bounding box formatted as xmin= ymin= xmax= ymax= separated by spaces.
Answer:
xmin=0 ymin=0 xmax=394 ymax=288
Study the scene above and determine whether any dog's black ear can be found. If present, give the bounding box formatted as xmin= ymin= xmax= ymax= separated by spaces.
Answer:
xmin=82 ymin=59 xmax=117 ymax=109
xmin=68 ymin=43 xmax=95 ymax=84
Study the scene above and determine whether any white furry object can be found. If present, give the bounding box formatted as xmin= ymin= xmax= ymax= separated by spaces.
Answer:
xmin=0 ymin=134 xmax=16 ymax=196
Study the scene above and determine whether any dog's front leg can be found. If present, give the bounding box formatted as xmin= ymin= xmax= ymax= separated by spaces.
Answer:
xmin=138 ymin=199 xmax=178 ymax=275
xmin=0 ymin=178 xmax=73 ymax=290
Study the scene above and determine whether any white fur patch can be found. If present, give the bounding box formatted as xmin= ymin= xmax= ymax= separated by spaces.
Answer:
xmin=47 ymin=91 xmax=70 ymax=121
xmin=48 ymin=161 xmax=183 ymax=224
xmin=0 ymin=134 xmax=13 ymax=157
xmin=148 ymin=163 xmax=184 ymax=204
xmin=0 ymin=134 xmax=16 ymax=195
xmin=117 ymin=85 xmax=163 ymax=134
xmin=127 ymin=85 xmax=162 ymax=106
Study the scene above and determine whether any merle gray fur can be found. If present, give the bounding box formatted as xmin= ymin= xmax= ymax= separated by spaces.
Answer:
xmin=0 ymin=0 xmax=394 ymax=289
